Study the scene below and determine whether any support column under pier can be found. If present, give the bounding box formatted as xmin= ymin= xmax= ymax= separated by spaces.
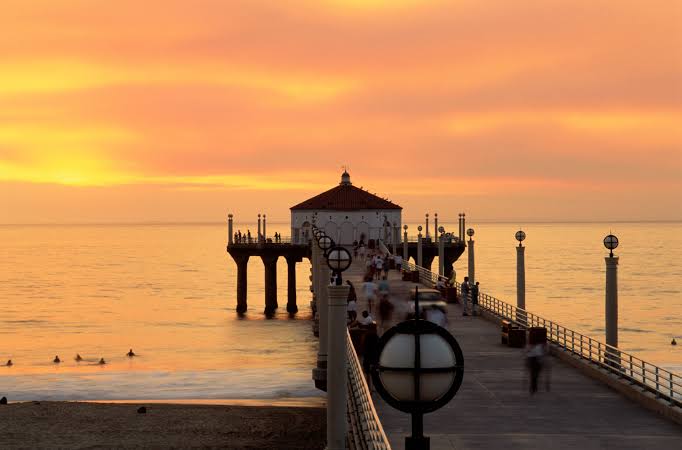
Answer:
xmin=423 ymin=254 xmax=436 ymax=273
xmin=286 ymin=256 xmax=298 ymax=314
xmin=232 ymin=254 xmax=249 ymax=314
xmin=262 ymin=255 xmax=278 ymax=315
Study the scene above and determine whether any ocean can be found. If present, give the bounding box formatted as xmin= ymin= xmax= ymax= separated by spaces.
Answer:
xmin=0 ymin=221 xmax=679 ymax=401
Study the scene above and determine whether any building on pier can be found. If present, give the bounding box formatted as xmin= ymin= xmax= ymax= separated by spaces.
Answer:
xmin=290 ymin=171 xmax=402 ymax=245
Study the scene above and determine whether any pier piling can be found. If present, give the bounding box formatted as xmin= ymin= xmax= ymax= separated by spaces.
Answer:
xmin=286 ymin=256 xmax=298 ymax=313
xmin=262 ymin=254 xmax=278 ymax=315
xmin=234 ymin=254 xmax=249 ymax=313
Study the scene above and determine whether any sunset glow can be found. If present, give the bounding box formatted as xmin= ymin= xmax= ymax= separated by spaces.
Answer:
xmin=0 ymin=0 xmax=680 ymax=223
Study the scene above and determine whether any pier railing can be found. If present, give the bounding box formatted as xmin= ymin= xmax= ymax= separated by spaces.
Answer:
xmin=401 ymin=260 xmax=682 ymax=408
xmin=346 ymin=329 xmax=392 ymax=450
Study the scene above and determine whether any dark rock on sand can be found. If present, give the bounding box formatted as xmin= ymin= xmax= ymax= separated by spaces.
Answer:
xmin=0 ymin=396 xmax=7 ymax=405
xmin=137 ymin=406 xmax=146 ymax=414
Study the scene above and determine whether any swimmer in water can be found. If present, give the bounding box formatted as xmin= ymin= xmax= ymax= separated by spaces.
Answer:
xmin=6 ymin=360 xmax=12 ymax=367
xmin=98 ymin=358 xmax=106 ymax=365
xmin=127 ymin=349 xmax=136 ymax=357
xmin=53 ymin=356 xmax=61 ymax=363
xmin=75 ymin=354 xmax=83 ymax=362
xmin=672 ymin=338 xmax=678 ymax=346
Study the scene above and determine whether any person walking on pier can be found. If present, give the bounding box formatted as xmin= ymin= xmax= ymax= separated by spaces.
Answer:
xmin=346 ymin=280 xmax=358 ymax=322
xmin=471 ymin=281 xmax=480 ymax=316
xmin=362 ymin=279 xmax=378 ymax=313
xmin=247 ymin=230 xmax=252 ymax=243
xmin=374 ymin=255 xmax=383 ymax=280
xmin=461 ymin=276 xmax=470 ymax=316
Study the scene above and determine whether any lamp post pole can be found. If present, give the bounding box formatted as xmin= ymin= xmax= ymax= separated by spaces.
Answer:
xmin=257 ymin=214 xmax=262 ymax=242
xmin=425 ymin=214 xmax=429 ymax=239
xmin=403 ymin=225 xmax=409 ymax=267
xmin=434 ymin=213 xmax=438 ymax=243
xmin=458 ymin=214 xmax=463 ymax=241
xmin=438 ymin=231 xmax=445 ymax=277
xmin=326 ymin=283 xmax=350 ymax=450
xmin=604 ymin=234 xmax=620 ymax=367
xmin=262 ymin=214 xmax=267 ymax=241
xmin=228 ymin=214 xmax=234 ymax=245
xmin=417 ymin=226 xmax=423 ymax=267
xmin=311 ymin=233 xmax=330 ymax=391
xmin=515 ymin=230 xmax=526 ymax=326
xmin=467 ymin=229 xmax=475 ymax=284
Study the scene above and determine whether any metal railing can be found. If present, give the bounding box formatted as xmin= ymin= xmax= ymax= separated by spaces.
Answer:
xmin=346 ymin=330 xmax=392 ymax=450
xmin=400 ymin=260 xmax=682 ymax=408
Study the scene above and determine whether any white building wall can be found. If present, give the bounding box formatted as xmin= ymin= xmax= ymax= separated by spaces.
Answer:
xmin=291 ymin=210 xmax=402 ymax=245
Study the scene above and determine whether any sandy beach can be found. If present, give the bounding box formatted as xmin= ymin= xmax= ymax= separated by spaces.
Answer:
xmin=0 ymin=402 xmax=325 ymax=449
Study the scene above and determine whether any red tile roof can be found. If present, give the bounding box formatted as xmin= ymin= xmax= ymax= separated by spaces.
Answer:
xmin=290 ymin=183 xmax=402 ymax=211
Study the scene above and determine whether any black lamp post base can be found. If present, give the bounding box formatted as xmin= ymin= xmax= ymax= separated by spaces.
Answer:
xmin=405 ymin=436 xmax=430 ymax=450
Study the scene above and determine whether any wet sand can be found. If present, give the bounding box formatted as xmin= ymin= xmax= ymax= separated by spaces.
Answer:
xmin=0 ymin=401 xmax=325 ymax=449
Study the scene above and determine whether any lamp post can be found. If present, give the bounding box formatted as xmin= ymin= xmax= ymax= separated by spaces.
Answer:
xmin=467 ymin=228 xmax=475 ymax=284
xmin=434 ymin=213 xmax=438 ymax=243
xmin=262 ymin=214 xmax=267 ymax=241
xmin=311 ymin=227 xmax=331 ymax=392
xmin=257 ymin=213 xmax=262 ymax=242
xmin=372 ymin=286 xmax=465 ymax=450
xmin=515 ymin=230 xmax=526 ymax=326
xmin=417 ymin=226 xmax=423 ymax=267
xmin=604 ymin=234 xmax=619 ymax=366
xmin=438 ymin=226 xmax=445 ymax=277
xmin=403 ymin=225 xmax=409 ymax=267
xmin=228 ymin=213 xmax=234 ymax=245
xmin=324 ymin=246 xmax=352 ymax=450
xmin=425 ymin=214 xmax=430 ymax=239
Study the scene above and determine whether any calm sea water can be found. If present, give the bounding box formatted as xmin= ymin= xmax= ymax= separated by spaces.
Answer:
xmin=0 ymin=222 xmax=680 ymax=401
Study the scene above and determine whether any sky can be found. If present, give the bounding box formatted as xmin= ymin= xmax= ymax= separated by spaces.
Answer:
xmin=0 ymin=0 xmax=680 ymax=224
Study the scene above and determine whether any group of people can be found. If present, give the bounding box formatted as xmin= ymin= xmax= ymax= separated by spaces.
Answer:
xmin=233 ymin=230 xmax=252 ymax=243
xmin=233 ymin=230 xmax=283 ymax=243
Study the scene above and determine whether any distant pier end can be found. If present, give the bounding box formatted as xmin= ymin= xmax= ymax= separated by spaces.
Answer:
xmin=226 ymin=170 xmax=466 ymax=315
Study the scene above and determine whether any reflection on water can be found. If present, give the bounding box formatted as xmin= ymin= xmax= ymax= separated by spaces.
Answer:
xmin=0 ymin=223 xmax=320 ymax=401
xmin=0 ymin=221 xmax=680 ymax=402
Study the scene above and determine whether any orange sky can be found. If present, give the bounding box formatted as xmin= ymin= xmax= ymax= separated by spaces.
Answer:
xmin=0 ymin=0 xmax=680 ymax=223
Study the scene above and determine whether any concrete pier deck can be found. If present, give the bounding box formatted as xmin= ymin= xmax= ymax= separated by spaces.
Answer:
xmin=344 ymin=259 xmax=682 ymax=450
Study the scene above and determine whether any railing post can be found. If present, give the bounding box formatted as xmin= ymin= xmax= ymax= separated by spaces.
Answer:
xmin=655 ymin=367 xmax=660 ymax=397
xmin=630 ymin=355 xmax=633 ymax=378
xmin=642 ymin=362 xmax=646 ymax=388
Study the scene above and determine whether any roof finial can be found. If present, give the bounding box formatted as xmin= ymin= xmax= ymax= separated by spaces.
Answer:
xmin=340 ymin=168 xmax=351 ymax=185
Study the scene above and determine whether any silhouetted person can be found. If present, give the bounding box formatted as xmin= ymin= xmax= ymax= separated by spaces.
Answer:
xmin=99 ymin=358 xmax=106 ymax=365
xmin=53 ymin=356 xmax=61 ymax=363
xmin=363 ymin=331 xmax=380 ymax=389
xmin=247 ymin=230 xmax=252 ymax=243
xmin=75 ymin=354 xmax=83 ymax=362
xmin=461 ymin=277 xmax=470 ymax=316
xmin=5 ymin=359 xmax=12 ymax=367
xmin=673 ymin=338 xmax=678 ymax=346
xmin=471 ymin=281 xmax=480 ymax=316
xmin=127 ymin=349 xmax=136 ymax=357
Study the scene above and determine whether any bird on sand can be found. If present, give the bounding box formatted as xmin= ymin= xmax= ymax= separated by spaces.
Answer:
xmin=75 ymin=354 xmax=83 ymax=362
xmin=5 ymin=360 xmax=12 ymax=367
xmin=127 ymin=349 xmax=136 ymax=357
xmin=53 ymin=356 xmax=61 ymax=363
xmin=98 ymin=358 xmax=106 ymax=365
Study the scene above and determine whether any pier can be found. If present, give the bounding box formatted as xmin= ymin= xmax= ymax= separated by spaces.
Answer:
xmin=339 ymin=258 xmax=682 ymax=449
